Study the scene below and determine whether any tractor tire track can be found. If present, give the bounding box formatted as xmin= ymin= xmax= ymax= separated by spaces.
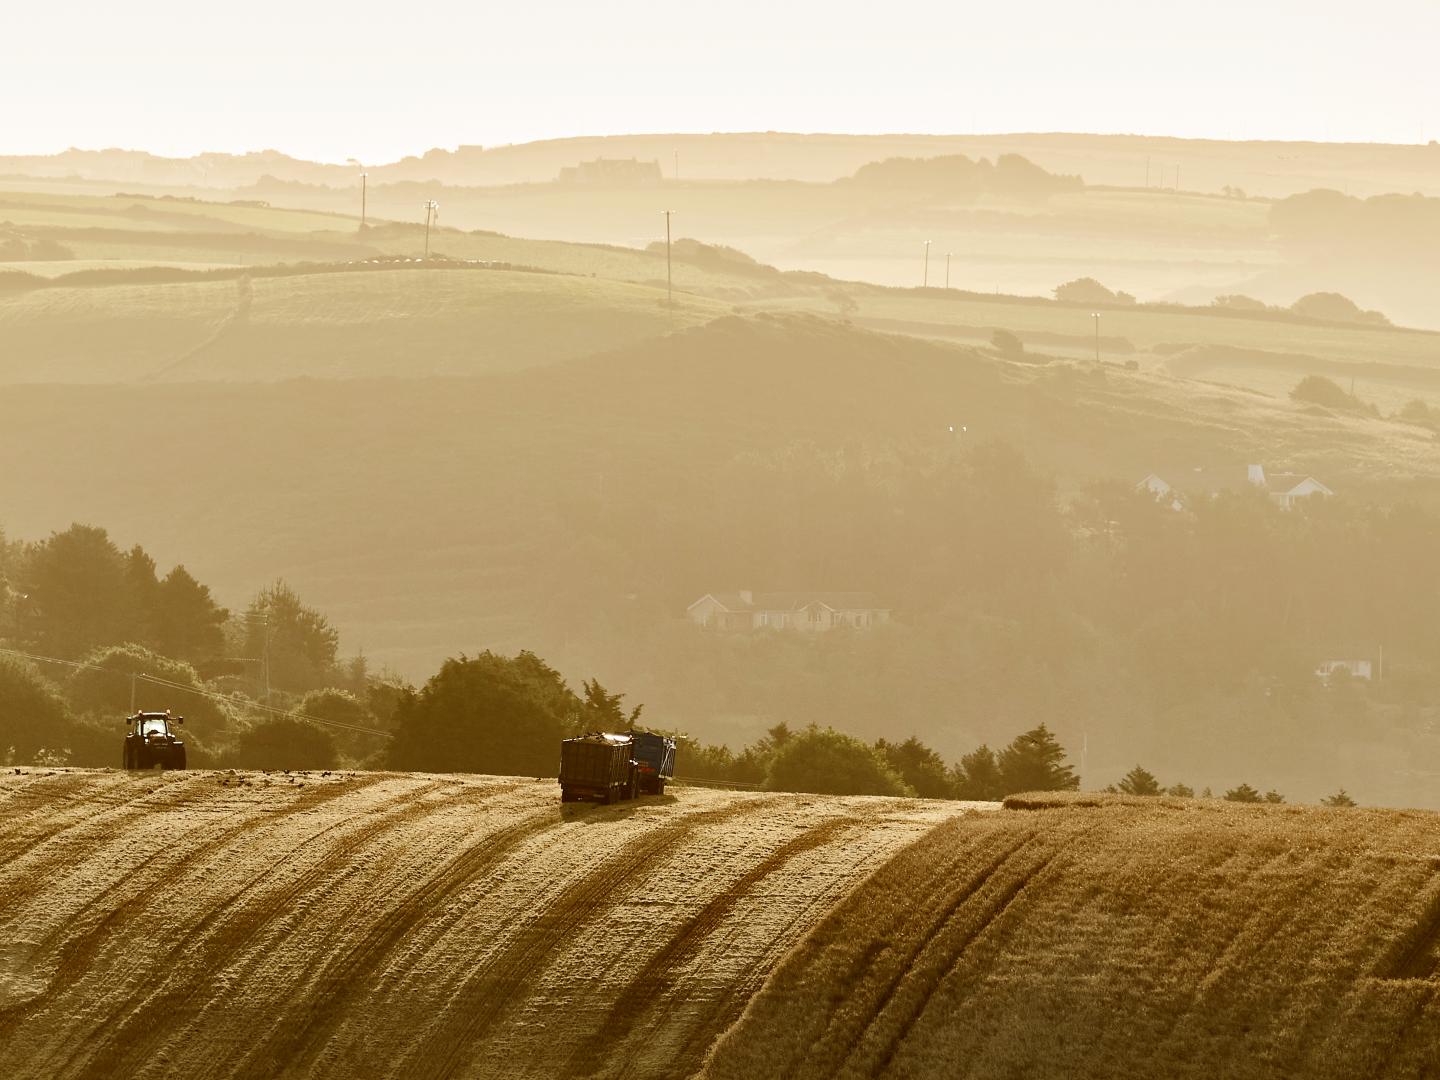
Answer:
xmin=569 ymin=814 xmax=864 ymax=1079
xmin=65 ymin=777 xmax=460 ymax=1079
xmin=0 ymin=772 xmax=214 ymax=913
xmin=409 ymin=794 xmax=793 ymax=1080
xmin=0 ymin=775 xmax=384 ymax=1056
xmin=227 ymin=791 xmax=560 ymax=1080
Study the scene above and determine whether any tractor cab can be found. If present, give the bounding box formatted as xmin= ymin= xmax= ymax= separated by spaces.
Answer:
xmin=124 ymin=710 xmax=187 ymax=770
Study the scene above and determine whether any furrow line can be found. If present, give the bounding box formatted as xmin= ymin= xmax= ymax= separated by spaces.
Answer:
xmin=411 ymin=794 xmax=791 ymax=1080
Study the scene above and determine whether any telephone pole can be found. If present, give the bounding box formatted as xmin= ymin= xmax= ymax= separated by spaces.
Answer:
xmin=1092 ymin=312 xmax=1101 ymax=363
xmin=423 ymin=200 xmax=439 ymax=258
xmin=922 ymin=240 xmax=932 ymax=288
xmin=662 ymin=209 xmax=674 ymax=305
xmin=360 ymin=171 xmax=368 ymax=229
xmin=945 ymin=251 xmax=952 ymax=289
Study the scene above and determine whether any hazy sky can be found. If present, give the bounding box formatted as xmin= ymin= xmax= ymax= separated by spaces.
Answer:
xmin=7 ymin=0 xmax=1437 ymax=161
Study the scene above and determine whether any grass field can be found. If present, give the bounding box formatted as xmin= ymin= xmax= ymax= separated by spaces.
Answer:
xmin=0 ymin=266 xmax=723 ymax=382
xmin=5 ymin=772 xmax=1439 ymax=1079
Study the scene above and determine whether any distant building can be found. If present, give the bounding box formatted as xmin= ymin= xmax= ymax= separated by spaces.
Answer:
xmin=556 ymin=158 xmax=663 ymax=186
xmin=1316 ymin=659 xmax=1373 ymax=683
xmin=1135 ymin=473 xmax=1184 ymax=511
xmin=686 ymin=591 xmax=891 ymax=631
xmin=1137 ymin=464 xmax=1333 ymax=510
xmin=1247 ymin=464 xmax=1334 ymax=509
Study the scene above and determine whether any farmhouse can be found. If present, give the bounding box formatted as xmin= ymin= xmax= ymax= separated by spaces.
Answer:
xmin=1138 ymin=464 xmax=1333 ymax=510
xmin=1248 ymin=464 xmax=1334 ymax=508
xmin=686 ymin=591 xmax=891 ymax=631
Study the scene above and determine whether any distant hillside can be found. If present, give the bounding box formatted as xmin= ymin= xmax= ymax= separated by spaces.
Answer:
xmin=6 ymin=133 xmax=1439 ymax=196
xmin=1 ymin=312 xmax=1436 ymax=669
xmin=0 ymin=264 xmax=722 ymax=383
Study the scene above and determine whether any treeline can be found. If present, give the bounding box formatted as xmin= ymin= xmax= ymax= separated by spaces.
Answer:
xmin=1271 ymin=189 xmax=1440 ymax=261
xmin=841 ymin=153 xmax=1081 ymax=198
xmin=545 ymin=438 xmax=1440 ymax=803
xmin=0 ymin=522 xmax=379 ymax=769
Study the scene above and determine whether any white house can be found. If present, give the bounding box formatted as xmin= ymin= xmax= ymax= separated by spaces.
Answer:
xmin=686 ymin=590 xmax=891 ymax=632
xmin=1316 ymin=659 xmax=1373 ymax=683
xmin=1135 ymin=473 xmax=1184 ymax=511
xmin=1248 ymin=464 xmax=1334 ymax=509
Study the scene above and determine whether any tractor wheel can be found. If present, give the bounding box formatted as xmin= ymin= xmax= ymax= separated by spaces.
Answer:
xmin=656 ymin=779 xmax=666 ymax=796
xmin=172 ymin=747 xmax=187 ymax=771
xmin=122 ymin=744 xmax=131 ymax=770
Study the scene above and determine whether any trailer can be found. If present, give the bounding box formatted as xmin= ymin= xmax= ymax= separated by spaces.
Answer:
xmin=629 ymin=731 xmax=676 ymax=795
xmin=560 ymin=732 xmax=638 ymax=804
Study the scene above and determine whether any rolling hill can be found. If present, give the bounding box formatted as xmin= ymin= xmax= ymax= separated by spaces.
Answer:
xmin=2 ymin=312 xmax=1438 ymax=673
xmin=0 ymin=264 xmax=723 ymax=383
xmin=0 ymin=768 xmax=965 ymax=1079
xmin=5 ymin=771 xmax=1440 ymax=1079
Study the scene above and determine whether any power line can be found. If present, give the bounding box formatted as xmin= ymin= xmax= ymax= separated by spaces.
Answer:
xmin=0 ymin=646 xmax=392 ymax=740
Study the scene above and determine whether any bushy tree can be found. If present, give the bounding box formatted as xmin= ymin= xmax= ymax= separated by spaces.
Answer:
xmin=1290 ymin=374 xmax=1371 ymax=413
xmin=1211 ymin=294 xmax=1268 ymax=311
xmin=0 ymin=654 xmax=75 ymax=763
xmin=875 ymin=736 xmax=951 ymax=798
xmin=231 ymin=716 xmax=338 ymax=771
xmin=765 ymin=726 xmax=912 ymax=796
xmin=1053 ymin=277 xmax=1135 ymax=305
xmin=1290 ymin=291 xmax=1389 ymax=326
xmin=66 ymin=643 xmax=234 ymax=733
xmin=1165 ymin=783 xmax=1195 ymax=798
xmin=1116 ymin=765 xmax=1162 ymax=796
xmin=386 ymin=650 xmax=581 ymax=775
xmin=1322 ymin=788 xmax=1358 ymax=807
xmin=1224 ymin=782 xmax=1263 ymax=803
xmin=951 ymin=745 xmax=1004 ymax=801
xmin=997 ymin=724 xmax=1078 ymax=795
xmin=990 ymin=329 xmax=1025 ymax=357
xmin=24 ymin=524 xmax=132 ymax=658
xmin=581 ymin=678 xmax=643 ymax=730
xmin=152 ymin=566 xmax=228 ymax=662
xmin=244 ymin=581 xmax=341 ymax=693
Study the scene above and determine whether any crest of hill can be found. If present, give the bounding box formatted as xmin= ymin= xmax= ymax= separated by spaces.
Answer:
xmin=702 ymin=796 xmax=1440 ymax=1080
xmin=0 ymin=265 xmax=725 ymax=383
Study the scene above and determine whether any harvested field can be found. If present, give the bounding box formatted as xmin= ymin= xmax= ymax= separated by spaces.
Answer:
xmin=11 ymin=775 xmax=1440 ymax=1079
xmin=0 ymin=768 xmax=967 ymax=1079
xmin=701 ymin=792 xmax=1440 ymax=1080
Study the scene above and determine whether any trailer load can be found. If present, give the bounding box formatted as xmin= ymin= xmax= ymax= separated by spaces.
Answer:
xmin=629 ymin=731 xmax=676 ymax=795
xmin=124 ymin=710 xmax=187 ymax=770
xmin=560 ymin=732 xmax=638 ymax=804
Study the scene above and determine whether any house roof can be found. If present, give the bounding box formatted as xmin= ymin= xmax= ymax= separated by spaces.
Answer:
xmin=689 ymin=591 xmax=888 ymax=613
xmin=1263 ymin=473 xmax=1334 ymax=496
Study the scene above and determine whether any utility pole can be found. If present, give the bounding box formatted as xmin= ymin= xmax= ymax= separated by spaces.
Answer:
xmin=923 ymin=240 xmax=931 ymax=288
xmin=662 ymin=209 xmax=674 ymax=305
xmin=423 ymin=199 xmax=439 ymax=258
xmin=1092 ymin=312 xmax=1101 ymax=363
xmin=945 ymin=251 xmax=952 ymax=289
xmin=673 ymin=149 xmax=679 ymax=181
xmin=360 ymin=171 xmax=368 ymax=229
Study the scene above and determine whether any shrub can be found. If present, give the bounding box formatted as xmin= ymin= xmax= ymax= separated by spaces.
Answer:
xmin=765 ymin=726 xmax=912 ymax=796
xmin=990 ymin=329 xmax=1025 ymax=357
xmin=230 ymin=716 xmax=338 ymax=771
